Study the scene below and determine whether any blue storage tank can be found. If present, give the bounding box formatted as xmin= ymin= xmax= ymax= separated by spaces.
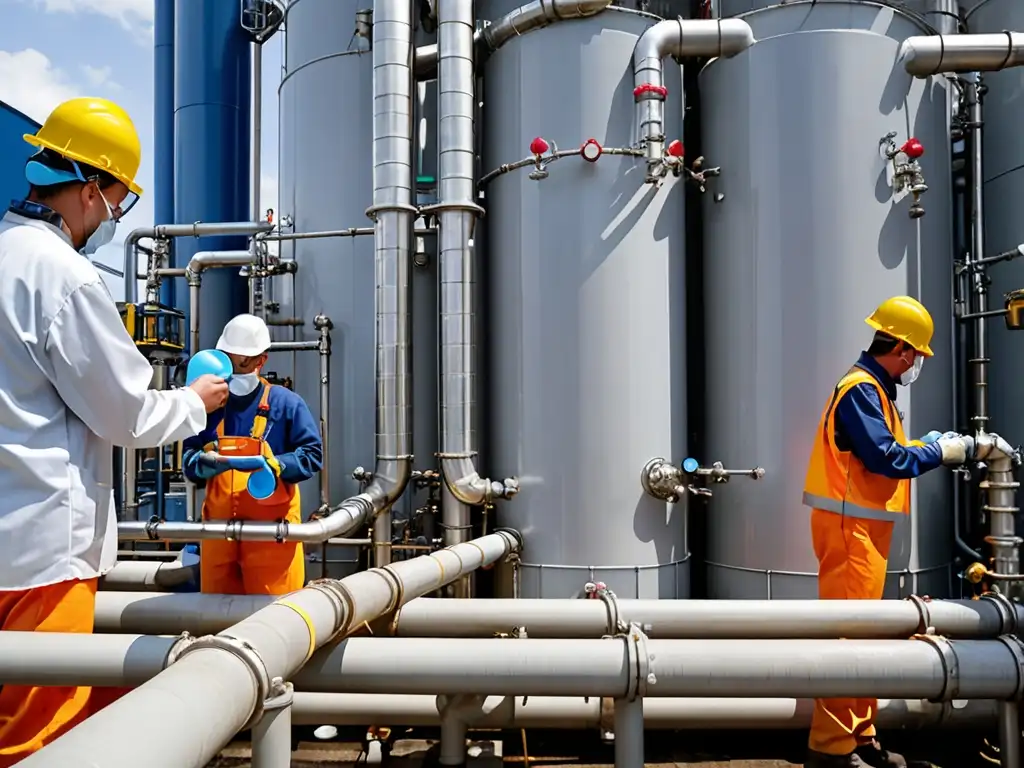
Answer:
xmin=0 ymin=101 xmax=40 ymax=210
xmin=173 ymin=0 xmax=251 ymax=349
xmin=155 ymin=0 xmax=176 ymax=307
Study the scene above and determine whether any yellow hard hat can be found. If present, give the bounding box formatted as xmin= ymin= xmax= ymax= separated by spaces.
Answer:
xmin=865 ymin=295 xmax=934 ymax=357
xmin=23 ymin=97 xmax=143 ymax=196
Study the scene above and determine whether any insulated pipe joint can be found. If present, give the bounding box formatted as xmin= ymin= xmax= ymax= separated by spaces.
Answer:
xmin=174 ymin=633 xmax=272 ymax=729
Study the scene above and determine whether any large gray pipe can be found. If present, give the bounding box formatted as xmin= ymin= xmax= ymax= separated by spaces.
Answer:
xmin=632 ymin=18 xmax=754 ymax=163
xmin=365 ymin=0 xmax=417 ymax=568
xmin=414 ymin=0 xmax=613 ymax=79
xmin=294 ymin=635 xmax=1024 ymax=700
xmin=98 ymin=560 xmax=198 ymax=593
xmin=122 ymin=221 xmax=274 ymax=303
xmin=431 ymin=0 xmax=518 ymax=597
xmin=899 ymin=32 xmax=1024 ymax=76
xmin=23 ymin=531 xmax=522 ymax=768
xmin=93 ymin=593 xmax=1024 ymax=639
xmin=290 ymin=692 xmax=996 ymax=730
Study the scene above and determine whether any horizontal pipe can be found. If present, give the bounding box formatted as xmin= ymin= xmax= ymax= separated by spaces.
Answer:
xmin=0 ymin=632 xmax=181 ymax=687
xmin=269 ymin=340 xmax=319 ymax=352
xmin=260 ymin=226 xmax=434 ymax=242
xmin=123 ymin=221 xmax=273 ymax=303
xmin=116 ymin=491 xmax=371 ymax=541
xmin=290 ymin=693 xmax=997 ymax=730
xmin=99 ymin=560 xmax=198 ymax=592
xmin=186 ymin=249 xmax=253 ymax=278
xmin=93 ymin=593 xmax=1024 ymax=639
xmin=294 ymin=636 xmax=1024 ymax=700
xmin=27 ymin=532 xmax=523 ymax=768
xmin=900 ymin=32 xmax=1024 ymax=76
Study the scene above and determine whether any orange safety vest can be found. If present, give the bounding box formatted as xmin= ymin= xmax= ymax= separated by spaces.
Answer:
xmin=802 ymin=366 xmax=910 ymax=523
xmin=202 ymin=379 xmax=301 ymax=524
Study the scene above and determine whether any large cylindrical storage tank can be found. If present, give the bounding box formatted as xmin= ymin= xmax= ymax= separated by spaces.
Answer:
xmin=278 ymin=0 xmax=437 ymax=570
xmin=155 ymin=0 xmax=175 ymax=307
xmin=701 ymin=1 xmax=954 ymax=599
xmin=174 ymin=0 xmax=251 ymax=348
xmin=971 ymin=0 xmax=1024 ymax=480
xmin=485 ymin=8 xmax=689 ymax=599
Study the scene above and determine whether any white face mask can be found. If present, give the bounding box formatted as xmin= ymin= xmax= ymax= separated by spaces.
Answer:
xmin=80 ymin=193 xmax=117 ymax=256
xmin=228 ymin=373 xmax=260 ymax=397
xmin=898 ymin=355 xmax=924 ymax=387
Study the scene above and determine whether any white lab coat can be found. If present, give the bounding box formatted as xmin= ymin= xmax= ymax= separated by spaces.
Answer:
xmin=0 ymin=212 xmax=207 ymax=590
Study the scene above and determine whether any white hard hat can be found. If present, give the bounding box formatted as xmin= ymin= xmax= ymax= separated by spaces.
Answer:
xmin=216 ymin=314 xmax=271 ymax=356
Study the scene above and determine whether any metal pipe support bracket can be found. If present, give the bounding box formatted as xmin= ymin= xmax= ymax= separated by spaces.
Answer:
xmin=175 ymin=634 xmax=272 ymax=730
xmin=616 ymin=622 xmax=656 ymax=702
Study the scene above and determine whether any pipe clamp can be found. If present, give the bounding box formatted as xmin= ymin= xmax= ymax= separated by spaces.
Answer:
xmin=915 ymin=634 xmax=960 ymax=702
xmin=905 ymin=595 xmax=933 ymax=634
xmin=176 ymin=634 xmax=272 ymax=730
xmin=307 ymin=578 xmax=356 ymax=639
xmin=997 ymin=634 xmax=1024 ymax=701
xmin=981 ymin=591 xmax=1018 ymax=635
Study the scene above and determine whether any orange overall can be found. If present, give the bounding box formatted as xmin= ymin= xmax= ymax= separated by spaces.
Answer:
xmin=200 ymin=381 xmax=305 ymax=595
xmin=0 ymin=578 xmax=97 ymax=766
xmin=803 ymin=367 xmax=911 ymax=756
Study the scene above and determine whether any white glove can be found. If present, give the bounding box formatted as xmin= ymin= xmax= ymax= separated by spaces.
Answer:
xmin=937 ymin=434 xmax=975 ymax=466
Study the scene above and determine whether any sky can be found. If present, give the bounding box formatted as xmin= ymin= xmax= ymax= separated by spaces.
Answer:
xmin=0 ymin=0 xmax=282 ymax=301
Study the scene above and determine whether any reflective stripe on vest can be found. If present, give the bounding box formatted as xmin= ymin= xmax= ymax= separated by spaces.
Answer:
xmin=801 ymin=491 xmax=906 ymax=522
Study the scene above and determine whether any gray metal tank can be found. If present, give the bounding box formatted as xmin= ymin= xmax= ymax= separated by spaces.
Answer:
xmin=278 ymin=0 xmax=438 ymax=575
xmin=700 ymin=1 xmax=954 ymax=599
xmin=970 ymin=0 xmax=1024 ymax=480
xmin=485 ymin=8 xmax=689 ymax=599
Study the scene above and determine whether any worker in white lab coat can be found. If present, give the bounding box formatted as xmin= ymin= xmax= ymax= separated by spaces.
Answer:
xmin=0 ymin=97 xmax=228 ymax=766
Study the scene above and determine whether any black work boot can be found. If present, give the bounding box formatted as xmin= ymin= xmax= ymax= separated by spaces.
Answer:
xmin=853 ymin=740 xmax=908 ymax=768
xmin=805 ymin=748 xmax=872 ymax=767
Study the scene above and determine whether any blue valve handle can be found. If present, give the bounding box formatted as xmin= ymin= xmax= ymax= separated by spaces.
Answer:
xmin=682 ymin=457 xmax=700 ymax=474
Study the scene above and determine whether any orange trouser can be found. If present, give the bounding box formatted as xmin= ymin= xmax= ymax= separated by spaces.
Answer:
xmin=200 ymin=539 xmax=305 ymax=595
xmin=808 ymin=507 xmax=895 ymax=756
xmin=0 ymin=579 xmax=98 ymax=766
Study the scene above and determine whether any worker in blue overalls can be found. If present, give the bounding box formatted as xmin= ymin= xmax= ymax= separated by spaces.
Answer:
xmin=183 ymin=313 xmax=323 ymax=594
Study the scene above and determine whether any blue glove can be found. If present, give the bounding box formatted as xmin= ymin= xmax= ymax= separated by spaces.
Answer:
xmin=918 ymin=430 xmax=944 ymax=445
xmin=191 ymin=450 xmax=231 ymax=481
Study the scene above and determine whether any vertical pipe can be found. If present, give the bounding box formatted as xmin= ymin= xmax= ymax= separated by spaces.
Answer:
xmin=316 ymin=316 xmax=332 ymax=511
xmin=174 ymin=0 xmax=252 ymax=351
xmin=967 ymin=72 xmax=989 ymax=434
xmin=614 ymin=698 xmax=645 ymax=768
xmin=249 ymin=39 xmax=264 ymax=317
xmin=154 ymin=0 xmax=175 ymax=308
xmin=369 ymin=0 xmax=418 ymax=567
xmin=251 ymin=683 xmax=294 ymax=768
xmin=1001 ymin=702 xmax=1021 ymax=768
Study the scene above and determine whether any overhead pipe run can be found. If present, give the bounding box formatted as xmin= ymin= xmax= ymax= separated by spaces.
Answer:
xmin=294 ymin=635 xmax=1024 ymax=701
xmin=93 ymin=592 xmax=1024 ymax=639
xmin=122 ymin=221 xmax=274 ymax=304
xmin=899 ymin=32 xmax=1024 ymax=76
xmin=632 ymin=18 xmax=754 ymax=174
xmin=414 ymin=0 xmax=614 ymax=79
xmin=364 ymin=0 xmax=418 ymax=568
xmin=24 ymin=531 xmax=523 ymax=768
xmin=426 ymin=0 xmax=519 ymax=598
xmin=291 ymin=692 xmax=997 ymax=730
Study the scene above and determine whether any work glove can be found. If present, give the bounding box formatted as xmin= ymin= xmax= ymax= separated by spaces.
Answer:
xmin=937 ymin=433 xmax=975 ymax=466
xmin=917 ymin=430 xmax=944 ymax=445
xmin=262 ymin=448 xmax=282 ymax=478
xmin=191 ymin=450 xmax=231 ymax=481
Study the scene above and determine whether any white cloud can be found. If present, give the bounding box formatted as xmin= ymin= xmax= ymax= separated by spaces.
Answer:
xmin=81 ymin=64 xmax=122 ymax=92
xmin=29 ymin=0 xmax=154 ymax=35
xmin=0 ymin=49 xmax=78 ymax=123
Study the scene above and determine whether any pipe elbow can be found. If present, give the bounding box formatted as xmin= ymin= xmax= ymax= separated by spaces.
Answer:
xmin=366 ymin=456 xmax=414 ymax=509
xmin=633 ymin=18 xmax=754 ymax=88
xmin=289 ymin=494 xmax=376 ymax=543
xmin=440 ymin=456 xmax=519 ymax=504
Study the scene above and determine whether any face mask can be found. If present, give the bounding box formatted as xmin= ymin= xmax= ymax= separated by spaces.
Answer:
xmin=80 ymin=192 xmax=117 ymax=256
xmin=228 ymin=373 xmax=260 ymax=397
xmin=899 ymin=354 xmax=924 ymax=387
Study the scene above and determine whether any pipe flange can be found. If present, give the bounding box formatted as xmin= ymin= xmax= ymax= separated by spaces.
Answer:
xmin=981 ymin=591 xmax=1019 ymax=635
xmin=364 ymin=202 xmax=420 ymax=222
xmin=175 ymin=634 xmax=272 ymax=730
xmin=307 ymin=578 xmax=356 ymax=639
xmin=419 ymin=200 xmax=487 ymax=218
xmin=997 ymin=634 xmax=1024 ymax=701
xmin=914 ymin=634 xmax=960 ymax=702
xmin=905 ymin=595 xmax=934 ymax=634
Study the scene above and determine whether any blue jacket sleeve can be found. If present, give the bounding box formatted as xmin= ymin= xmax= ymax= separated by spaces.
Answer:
xmin=277 ymin=397 xmax=323 ymax=484
xmin=834 ymin=383 xmax=943 ymax=480
xmin=181 ymin=420 xmax=219 ymax=484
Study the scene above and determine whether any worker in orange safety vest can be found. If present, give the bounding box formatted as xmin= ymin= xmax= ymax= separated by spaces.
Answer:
xmin=802 ymin=296 xmax=978 ymax=768
xmin=183 ymin=314 xmax=323 ymax=595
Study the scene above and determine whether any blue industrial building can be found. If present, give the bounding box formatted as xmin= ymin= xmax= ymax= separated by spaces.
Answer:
xmin=0 ymin=101 xmax=39 ymax=210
